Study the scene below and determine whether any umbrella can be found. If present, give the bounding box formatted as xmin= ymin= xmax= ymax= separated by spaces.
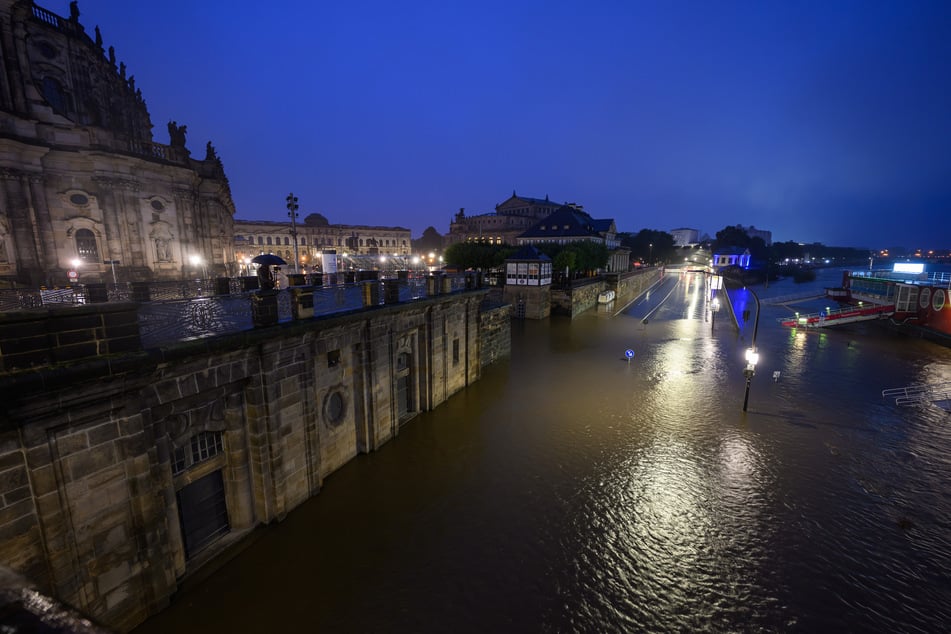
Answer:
xmin=251 ymin=254 xmax=287 ymax=265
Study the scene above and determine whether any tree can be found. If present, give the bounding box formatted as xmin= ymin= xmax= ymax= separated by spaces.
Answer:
xmin=412 ymin=226 xmax=444 ymax=254
xmin=443 ymin=242 xmax=514 ymax=270
xmin=620 ymin=229 xmax=674 ymax=264
xmin=714 ymin=225 xmax=751 ymax=250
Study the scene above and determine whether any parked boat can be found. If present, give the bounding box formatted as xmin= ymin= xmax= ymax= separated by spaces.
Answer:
xmin=794 ymin=266 xmax=951 ymax=346
xmin=597 ymin=290 xmax=616 ymax=304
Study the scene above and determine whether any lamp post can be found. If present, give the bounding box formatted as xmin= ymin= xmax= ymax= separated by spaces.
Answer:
xmin=742 ymin=288 xmax=761 ymax=412
xmin=286 ymin=193 xmax=300 ymax=273
xmin=649 ymin=242 xmax=653 ymax=266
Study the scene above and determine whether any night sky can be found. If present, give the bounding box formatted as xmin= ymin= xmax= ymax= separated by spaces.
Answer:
xmin=75 ymin=0 xmax=950 ymax=249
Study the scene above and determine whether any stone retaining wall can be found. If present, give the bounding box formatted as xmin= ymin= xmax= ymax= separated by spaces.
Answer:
xmin=0 ymin=291 xmax=499 ymax=631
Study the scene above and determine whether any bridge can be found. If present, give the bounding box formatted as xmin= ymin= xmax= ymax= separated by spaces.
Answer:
xmin=778 ymin=303 xmax=895 ymax=328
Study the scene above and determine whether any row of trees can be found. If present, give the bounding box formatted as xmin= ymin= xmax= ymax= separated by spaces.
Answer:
xmin=421 ymin=224 xmax=875 ymax=276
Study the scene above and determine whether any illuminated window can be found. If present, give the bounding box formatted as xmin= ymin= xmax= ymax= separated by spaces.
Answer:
xmin=75 ymin=229 xmax=99 ymax=263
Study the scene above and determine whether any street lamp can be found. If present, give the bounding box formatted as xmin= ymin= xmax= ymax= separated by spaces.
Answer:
xmin=286 ymin=193 xmax=300 ymax=274
xmin=189 ymin=254 xmax=206 ymax=279
xmin=742 ymin=288 xmax=761 ymax=412
xmin=649 ymin=243 xmax=653 ymax=266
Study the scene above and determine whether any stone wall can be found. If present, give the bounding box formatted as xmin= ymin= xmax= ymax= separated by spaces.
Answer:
xmin=479 ymin=302 xmax=512 ymax=366
xmin=0 ymin=291 xmax=497 ymax=631
xmin=613 ymin=268 xmax=663 ymax=302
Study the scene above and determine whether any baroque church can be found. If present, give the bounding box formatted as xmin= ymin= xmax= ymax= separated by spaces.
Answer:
xmin=0 ymin=0 xmax=235 ymax=287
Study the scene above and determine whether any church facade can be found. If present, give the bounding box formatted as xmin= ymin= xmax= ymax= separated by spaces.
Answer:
xmin=0 ymin=0 xmax=235 ymax=287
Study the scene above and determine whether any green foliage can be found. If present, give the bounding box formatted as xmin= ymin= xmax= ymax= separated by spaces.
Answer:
xmin=553 ymin=249 xmax=576 ymax=273
xmin=618 ymin=229 xmax=675 ymax=264
xmin=443 ymin=242 xmax=515 ymax=270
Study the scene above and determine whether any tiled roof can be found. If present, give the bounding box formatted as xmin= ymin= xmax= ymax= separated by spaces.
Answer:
xmin=519 ymin=205 xmax=602 ymax=238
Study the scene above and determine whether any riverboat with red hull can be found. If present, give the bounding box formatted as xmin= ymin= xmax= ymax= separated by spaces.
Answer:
xmin=779 ymin=266 xmax=951 ymax=346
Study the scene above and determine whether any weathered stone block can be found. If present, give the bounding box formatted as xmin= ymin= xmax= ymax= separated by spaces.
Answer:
xmin=64 ymin=444 xmax=117 ymax=482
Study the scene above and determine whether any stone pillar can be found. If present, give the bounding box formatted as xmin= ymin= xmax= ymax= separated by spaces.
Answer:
xmin=251 ymin=291 xmax=278 ymax=327
xmin=291 ymin=287 xmax=314 ymax=319
xmin=214 ymin=277 xmax=230 ymax=295
xmin=240 ymin=276 xmax=259 ymax=291
xmin=383 ymin=280 xmax=400 ymax=304
xmin=130 ymin=281 xmax=150 ymax=302
xmin=85 ymin=283 xmax=108 ymax=303
xmin=361 ymin=281 xmax=380 ymax=307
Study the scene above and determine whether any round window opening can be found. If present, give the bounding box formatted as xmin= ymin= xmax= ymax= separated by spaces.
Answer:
xmin=323 ymin=391 xmax=345 ymax=426
xmin=151 ymin=199 xmax=165 ymax=211
xmin=38 ymin=42 xmax=57 ymax=59
xmin=70 ymin=193 xmax=88 ymax=206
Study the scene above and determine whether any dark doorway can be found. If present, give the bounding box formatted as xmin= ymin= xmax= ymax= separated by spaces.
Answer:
xmin=176 ymin=470 xmax=229 ymax=558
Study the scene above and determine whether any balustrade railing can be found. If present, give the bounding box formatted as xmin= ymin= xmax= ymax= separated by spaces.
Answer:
xmin=0 ymin=273 xmax=484 ymax=349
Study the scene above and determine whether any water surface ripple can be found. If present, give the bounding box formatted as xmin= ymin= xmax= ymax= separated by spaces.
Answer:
xmin=135 ymin=269 xmax=951 ymax=634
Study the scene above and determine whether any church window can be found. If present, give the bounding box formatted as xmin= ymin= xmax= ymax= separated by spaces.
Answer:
xmin=284 ymin=237 xmax=289 ymax=245
xmin=69 ymin=193 xmax=88 ymax=206
xmin=266 ymin=237 xmax=272 ymax=245
xmin=453 ymin=339 xmax=460 ymax=365
xmin=257 ymin=236 xmax=263 ymax=245
xmin=151 ymin=199 xmax=165 ymax=211
xmin=75 ymin=229 xmax=99 ymax=263
xmin=41 ymin=77 xmax=69 ymax=115
xmin=301 ymin=237 xmax=307 ymax=245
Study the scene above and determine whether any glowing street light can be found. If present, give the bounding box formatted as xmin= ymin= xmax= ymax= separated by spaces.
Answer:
xmin=742 ymin=288 xmax=761 ymax=412
xmin=189 ymin=254 xmax=206 ymax=279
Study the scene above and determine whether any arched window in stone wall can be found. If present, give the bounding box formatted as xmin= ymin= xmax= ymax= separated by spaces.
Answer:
xmin=75 ymin=228 xmax=99 ymax=263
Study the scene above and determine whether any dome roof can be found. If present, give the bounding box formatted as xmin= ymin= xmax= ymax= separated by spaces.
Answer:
xmin=304 ymin=213 xmax=329 ymax=226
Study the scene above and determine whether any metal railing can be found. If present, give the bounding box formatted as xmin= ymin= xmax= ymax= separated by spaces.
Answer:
xmin=0 ymin=273 xmax=482 ymax=348
xmin=882 ymin=382 xmax=951 ymax=411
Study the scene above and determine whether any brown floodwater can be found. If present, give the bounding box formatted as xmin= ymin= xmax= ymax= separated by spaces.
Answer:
xmin=134 ymin=268 xmax=951 ymax=633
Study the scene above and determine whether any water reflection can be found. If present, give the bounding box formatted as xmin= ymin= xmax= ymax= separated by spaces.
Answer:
xmin=135 ymin=270 xmax=951 ymax=634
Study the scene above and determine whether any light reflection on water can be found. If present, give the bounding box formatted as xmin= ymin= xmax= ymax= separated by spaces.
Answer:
xmin=135 ymin=269 xmax=951 ymax=634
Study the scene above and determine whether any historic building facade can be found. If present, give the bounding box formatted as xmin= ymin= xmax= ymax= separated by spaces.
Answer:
xmin=0 ymin=1 xmax=235 ymax=287
xmin=446 ymin=192 xmax=564 ymax=246
xmin=234 ymin=214 xmax=411 ymax=272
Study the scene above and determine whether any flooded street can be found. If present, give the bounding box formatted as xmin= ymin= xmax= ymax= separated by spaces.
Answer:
xmin=135 ymin=269 xmax=951 ymax=633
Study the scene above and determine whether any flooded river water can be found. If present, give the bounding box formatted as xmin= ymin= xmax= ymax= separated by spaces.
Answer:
xmin=135 ymin=268 xmax=951 ymax=633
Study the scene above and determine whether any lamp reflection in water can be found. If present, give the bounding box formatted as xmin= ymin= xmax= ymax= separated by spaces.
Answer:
xmin=711 ymin=296 xmax=720 ymax=333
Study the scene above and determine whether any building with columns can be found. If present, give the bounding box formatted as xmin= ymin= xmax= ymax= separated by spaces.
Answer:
xmin=0 ymin=0 xmax=235 ymax=287
xmin=446 ymin=191 xmax=563 ymax=246
xmin=234 ymin=213 xmax=411 ymax=272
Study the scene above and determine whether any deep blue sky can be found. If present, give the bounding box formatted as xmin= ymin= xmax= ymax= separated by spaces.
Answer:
xmin=75 ymin=0 xmax=950 ymax=249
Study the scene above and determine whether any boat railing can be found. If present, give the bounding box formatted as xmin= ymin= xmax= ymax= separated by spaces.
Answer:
xmin=851 ymin=270 xmax=951 ymax=288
